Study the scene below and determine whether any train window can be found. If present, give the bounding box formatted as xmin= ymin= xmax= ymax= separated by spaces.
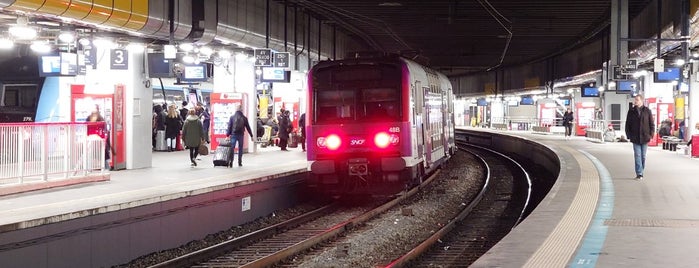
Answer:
xmin=3 ymin=89 xmax=18 ymax=106
xmin=1 ymin=84 xmax=37 ymax=108
xmin=361 ymin=88 xmax=399 ymax=121
xmin=317 ymin=90 xmax=355 ymax=122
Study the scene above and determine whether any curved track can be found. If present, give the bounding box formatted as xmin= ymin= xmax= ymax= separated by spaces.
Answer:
xmin=386 ymin=143 xmax=532 ymax=267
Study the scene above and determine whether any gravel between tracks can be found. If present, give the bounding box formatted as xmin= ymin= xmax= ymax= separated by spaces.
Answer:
xmin=116 ymin=150 xmax=482 ymax=268
xmin=114 ymin=204 xmax=319 ymax=268
xmin=289 ymin=150 xmax=484 ymax=267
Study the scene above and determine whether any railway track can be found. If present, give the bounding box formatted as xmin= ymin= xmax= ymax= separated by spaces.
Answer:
xmin=149 ymin=138 xmax=534 ymax=267
xmin=386 ymin=143 xmax=532 ymax=267
xmin=149 ymin=170 xmax=442 ymax=268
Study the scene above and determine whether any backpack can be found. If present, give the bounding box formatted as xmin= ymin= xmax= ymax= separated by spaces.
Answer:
xmin=232 ymin=114 xmax=245 ymax=134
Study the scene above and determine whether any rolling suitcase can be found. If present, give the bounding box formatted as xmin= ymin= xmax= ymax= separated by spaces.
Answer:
xmin=692 ymin=135 xmax=699 ymax=157
xmin=213 ymin=140 xmax=233 ymax=167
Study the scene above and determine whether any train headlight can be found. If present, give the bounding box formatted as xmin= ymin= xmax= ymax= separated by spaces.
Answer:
xmin=374 ymin=132 xmax=399 ymax=149
xmin=326 ymin=134 xmax=342 ymax=150
xmin=318 ymin=134 xmax=342 ymax=150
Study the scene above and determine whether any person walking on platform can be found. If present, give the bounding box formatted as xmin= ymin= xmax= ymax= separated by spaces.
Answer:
xmin=625 ymin=94 xmax=655 ymax=180
xmin=165 ymin=105 xmax=182 ymax=152
xmin=182 ymin=109 xmax=204 ymax=167
xmin=562 ymin=108 xmax=574 ymax=140
xmin=226 ymin=106 xmax=253 ymax=166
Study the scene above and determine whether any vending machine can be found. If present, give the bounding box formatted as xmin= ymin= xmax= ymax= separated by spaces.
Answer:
xmin=575 ymin=102 xmax=596 ymax=136
xmin=210 ymin=92 xmax=248 ymax=151
xmin=70 ymin=84 xmax=126 ymax=170
xmin=646 ymin=97 xmax=674 ymax=146
xmin=538 ymin=102 xmax=557 ymax=127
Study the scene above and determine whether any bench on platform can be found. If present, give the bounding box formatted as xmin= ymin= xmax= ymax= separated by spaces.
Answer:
xmin=586 ymin=130 xmax=604 ymax=143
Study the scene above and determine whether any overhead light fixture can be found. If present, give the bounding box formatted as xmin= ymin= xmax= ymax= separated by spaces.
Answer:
xmin=58 ymin=32 xmax=75 ymax=43
xmin=674 ymin=59 xmax=686 ymax=66
xmin=30 ymin=41 xmax=51 ymax=53
xmin=218 ymin=49 xmax=231 ymax=58
xmin=78 ymin=38 xmax=91 ymax=46
xmin=0 ymin=38 xmax=13 ymax=49
xmin=235 ymin=53 xmax=248 ymax=61
xmin=179 ymin=43 xmax=194 ymax=52
xmin=9 ymin=25 xmax=37 ymax=40
xmin=10 ymin=17 xmax=37 ymax=40
xmin=199 ymin=46 xmax=213 ymax=56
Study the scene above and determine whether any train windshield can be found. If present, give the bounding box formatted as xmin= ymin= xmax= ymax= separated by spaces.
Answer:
xmin=313 ymin=64 xmax=401 ymax=123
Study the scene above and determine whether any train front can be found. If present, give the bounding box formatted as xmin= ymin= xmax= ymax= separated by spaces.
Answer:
xmin=306 ymin=58 xmax=413 ymax=196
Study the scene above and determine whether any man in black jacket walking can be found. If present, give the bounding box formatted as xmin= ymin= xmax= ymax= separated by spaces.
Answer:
xmin=625 ymin=94 xmax=655 ymax=180
xmin=226 ymin=106 xmax=253 ymax=166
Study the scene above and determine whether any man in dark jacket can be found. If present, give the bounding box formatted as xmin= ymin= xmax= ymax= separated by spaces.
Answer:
xmin=179 ymin=101 xmax=189 ymax=122
xmin=298 ymin=113 xmax=306 ymax=151
xmin=625 ymin=94 xmax=655 ymax=180
xmin=226 ymin=106 xmax=253 ymax=166
xmin=278 ymin=110 xmax=291 ymax=151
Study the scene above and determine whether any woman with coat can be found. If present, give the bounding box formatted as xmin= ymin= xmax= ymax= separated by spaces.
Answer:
xmin=164 ymin=105 xmax=182 ymax=152
xmin=182 ymin=109 xmax=205 ymax=166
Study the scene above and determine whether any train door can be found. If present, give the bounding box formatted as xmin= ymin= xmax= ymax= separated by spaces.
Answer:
xmin=423 ymin=88 xmax=432 ymax=167
xmin=412 ymin=81 xmax=424 ymax=161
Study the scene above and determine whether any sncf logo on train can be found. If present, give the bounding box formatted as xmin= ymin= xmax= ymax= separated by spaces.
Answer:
xmin=350 ymin=137 xmax=367 ymax=146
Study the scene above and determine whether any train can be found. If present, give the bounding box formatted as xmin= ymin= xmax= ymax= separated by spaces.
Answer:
xmin=305 ymin=54 xmax=456 ymax=196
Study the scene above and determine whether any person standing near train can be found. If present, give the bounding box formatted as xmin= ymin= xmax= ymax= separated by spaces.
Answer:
xmin=625 ymin=94 xmax=655 ymax=180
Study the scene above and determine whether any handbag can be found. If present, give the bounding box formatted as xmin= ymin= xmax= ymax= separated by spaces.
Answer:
xmin=198 ymin=140 xmax=209 ymax=155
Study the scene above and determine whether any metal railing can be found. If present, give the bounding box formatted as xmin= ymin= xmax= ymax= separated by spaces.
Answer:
xmin=0 ymin=122 xmax=107 ymax=187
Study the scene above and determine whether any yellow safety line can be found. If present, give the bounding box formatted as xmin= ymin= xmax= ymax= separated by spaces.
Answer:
xmin=523 ymin=146 xmax=600 ymax=268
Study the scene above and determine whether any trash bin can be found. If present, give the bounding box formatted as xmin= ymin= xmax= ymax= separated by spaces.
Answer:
xmin=155 ymin=130 xmax=168 ymax=151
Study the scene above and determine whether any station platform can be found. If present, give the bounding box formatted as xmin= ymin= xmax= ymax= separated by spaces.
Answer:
xmin=472 ymin=131 xmax=699 ymax=267
xmin=0 ymin=145 xmax=308 ymax=232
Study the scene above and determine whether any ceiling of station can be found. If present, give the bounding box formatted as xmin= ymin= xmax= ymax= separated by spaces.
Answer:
xmin=287 ymin=0 xmax=653 ymax=75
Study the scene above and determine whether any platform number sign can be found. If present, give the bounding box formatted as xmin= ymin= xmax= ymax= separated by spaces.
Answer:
xmin=274 ymin=52 xmax=290 ymax=68
xmin=254 ymin=49 xmax=272 ymax=67
xmin=110 ymin=49 xmax=129 ymax=70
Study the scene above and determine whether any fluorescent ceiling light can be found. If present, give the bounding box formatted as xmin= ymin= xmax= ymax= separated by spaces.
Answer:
xmin=58 ymin=32 xmax=75 ymax=43
xmin=9 ymin=26 xmax=37 ymax=40
xmin=179 ymin=43 xmax=193 ymax=52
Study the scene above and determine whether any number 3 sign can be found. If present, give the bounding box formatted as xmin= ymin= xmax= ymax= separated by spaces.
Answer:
xmin=110 ymin=49 xmax=129 ymax=70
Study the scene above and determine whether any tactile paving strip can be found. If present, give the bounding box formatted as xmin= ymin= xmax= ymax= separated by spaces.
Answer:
xmin=604 ymin=219 xmax=699 ymax=228
xmin=523 ymin=146 xmax=600 ymax=268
